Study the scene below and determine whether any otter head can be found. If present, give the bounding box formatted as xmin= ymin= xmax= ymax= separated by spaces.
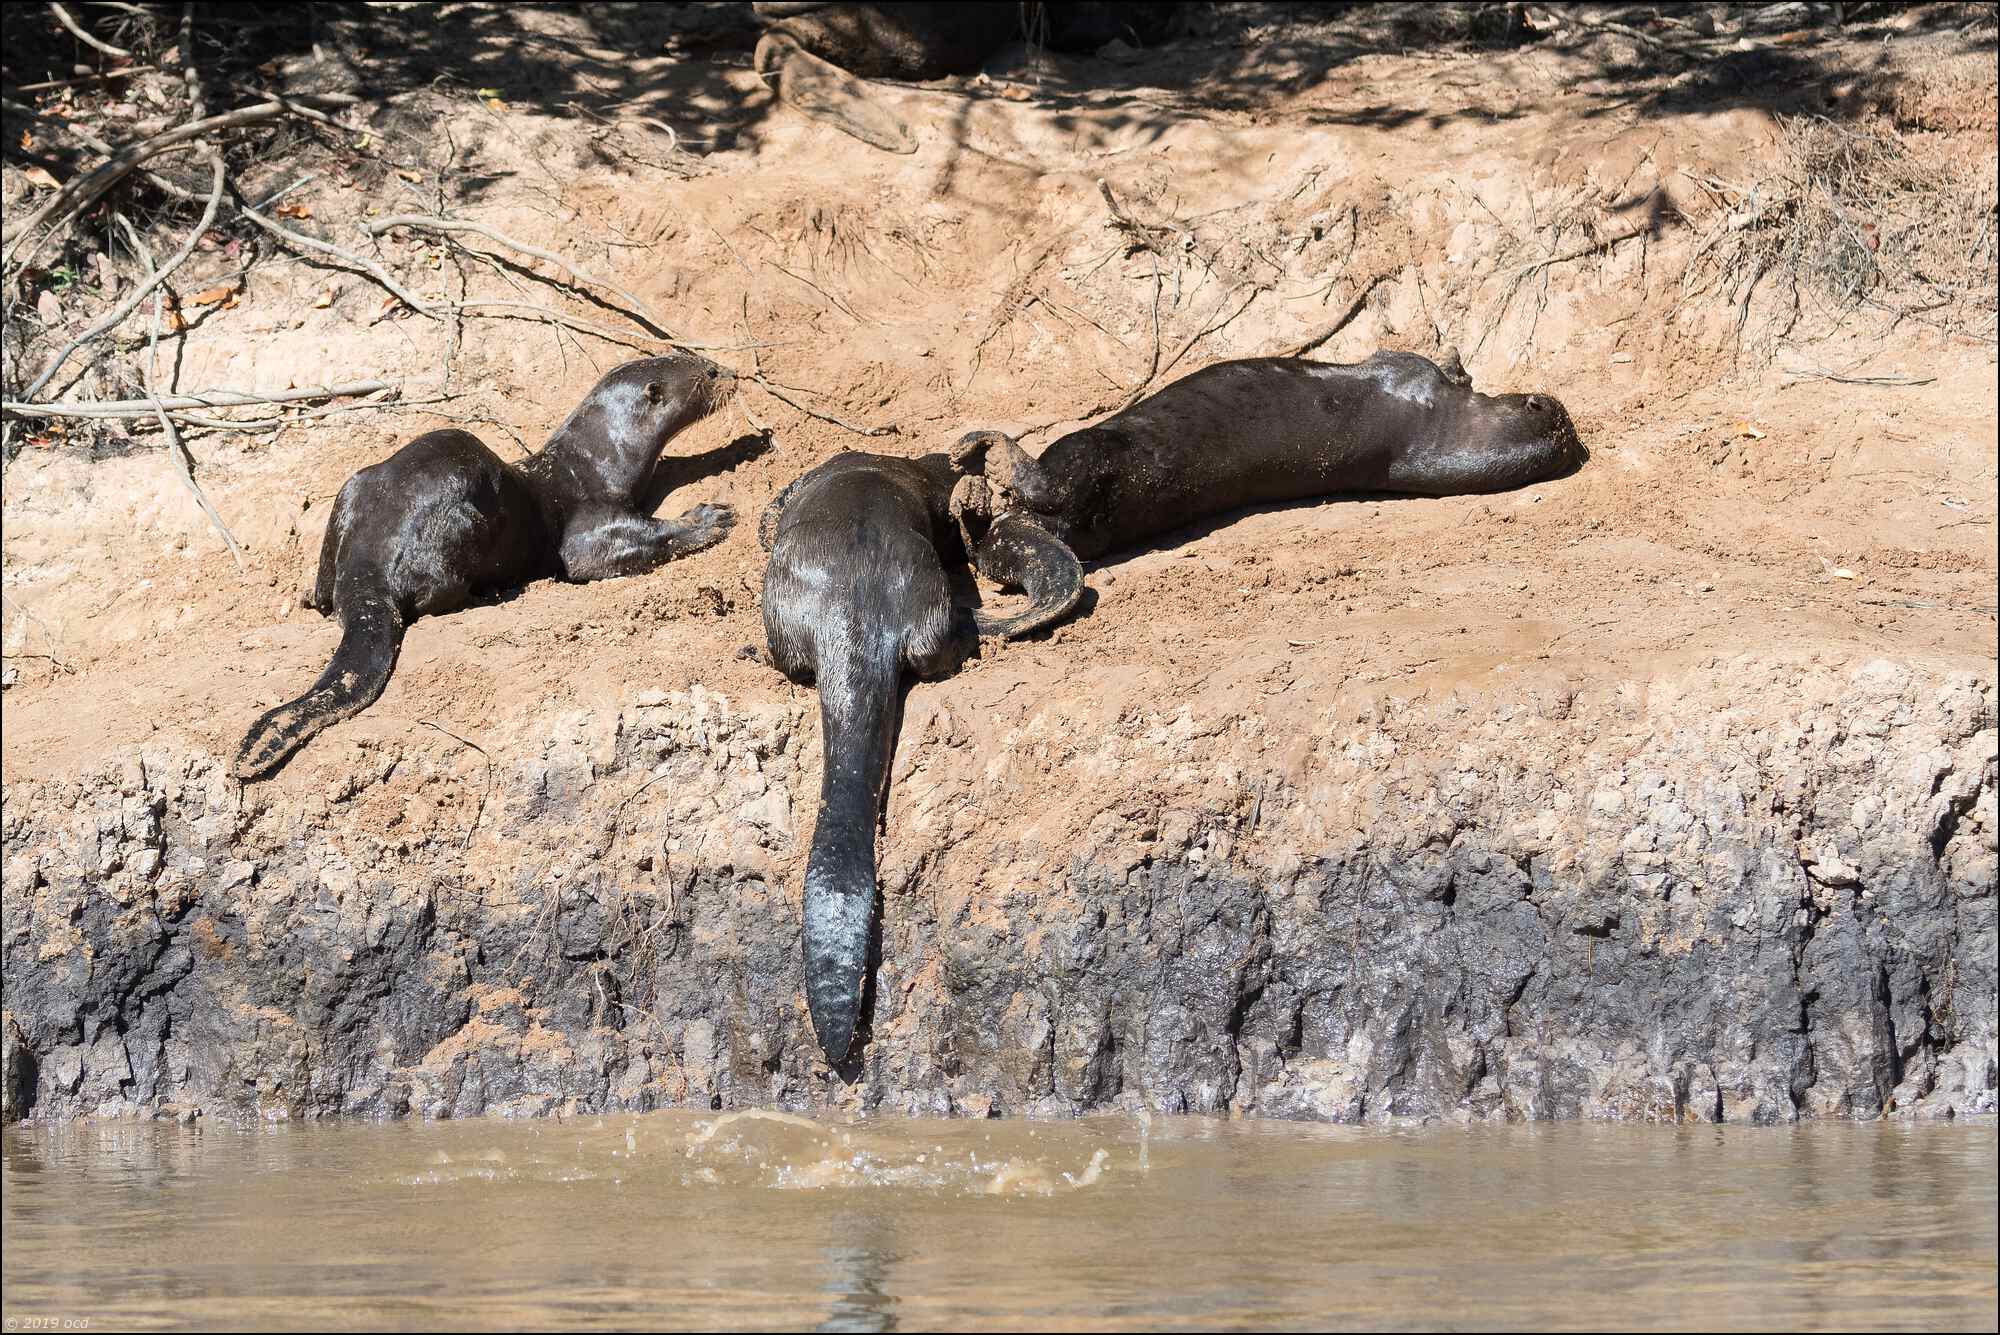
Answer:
xmin=1371 ymin=352 xmax=1585 ymax=494
xmin=1454 ymin=386 xmax=1586 ymax=481
xmin=548 ymin=352 xmax=736 ymax=492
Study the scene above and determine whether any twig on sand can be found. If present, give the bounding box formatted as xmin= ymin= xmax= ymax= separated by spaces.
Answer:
xmin=2 ymin=98 xmax=203 ymax=202
xmin=1098 ymin=178 xmax=1180 ymax=257
xmin=1033 ymin=280 xmax=1270 ymax=435
xmin=158 ymin=386 xmax=439 ymax=432
xmin=48 ymin=1 xmax=133 ymax=57
xmin=445 ymin=301 xmax=670 ymax=349
xmin=1781 ymin=365 xmax=1936 ymax=388
xmin=416 ymin=720 xmax=494 ymax=847
xmin=1277 ymin=271 xmax=1391 ymax=358
xmin=1522 ymin=6 xmax=1674 ymax=51
xmin=365 ymin=214 xmax=673 ymax=337
xmin=748 ymin=376 xmax=895 ymax=436
xmin=737 ymin=291 xmax=892 ymax=436
xmin=4 ymin=380 xmax=394 ymax=419
xmin=237 ymin=201 xmax=440 ymax=318
xmin=1507 ymin=227 xmax=1651 ymax=282
xmin=8 ymin=64 xmax=157 ymax=93
xmin=1150 ymin=281 xmax=1267 ymax=388
xmin=0 ymin=594 xmax=75 ymax=677
xmin=118 ymin=187 xmax=248 ymax=568
xmin=269 ymin=212 xmax=750 ymax=352
xmin=20 ymin=148 xmax=228 ymax=400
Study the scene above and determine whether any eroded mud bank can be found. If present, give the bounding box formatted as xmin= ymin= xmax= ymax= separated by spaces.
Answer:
xmin=3 ymin=653 xmax=1992 ymax=1125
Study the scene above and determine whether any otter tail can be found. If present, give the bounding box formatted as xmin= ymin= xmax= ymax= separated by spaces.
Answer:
xmin=234 ymin=597 xmax=403 ymax=781
xmin=803 ymin=638 xmax=902 ymax=1064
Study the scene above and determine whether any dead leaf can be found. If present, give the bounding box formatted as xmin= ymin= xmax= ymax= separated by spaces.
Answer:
xmin=187 ymin=285 xmax=237 ymax=307
xmin=1831 ymin=567 xmax=1857 ymax=580
xmin=474 ymin=87 xmax=502 ymax=98
xmin=19 ymin=129 xmax=34 ymax=150
xmin=485 ymin=98 xmax=506 ymax=111
xmin=274 ymin=202 xmax=313 ymax=220
xmin=395 ymin=168 xmax=422 ymax=183
xmin=1733 ymin=421 xmax=1767 ymax=440
xmin=36 ymin=290 xmax=60 ymax=324
xmin=22 ymin=165 xmax=60 ymax=190
xmin=258 ymin=58 xmax=282 ymax=77
xmin=313 ymin=287 xmax=337 ymax=309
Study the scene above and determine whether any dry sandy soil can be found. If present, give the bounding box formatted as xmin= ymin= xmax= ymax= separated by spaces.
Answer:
xmin=1 ymin=2 xmax=1995 ymax=1122
xmin=6 ymin=3 xmax=1994 ymax=775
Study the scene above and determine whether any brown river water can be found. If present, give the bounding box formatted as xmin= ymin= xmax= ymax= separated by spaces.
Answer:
xmin=2 ymin=1114 xmax=1994 ymax=1331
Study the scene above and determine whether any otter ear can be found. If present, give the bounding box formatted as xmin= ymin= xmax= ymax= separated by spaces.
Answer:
xmin=645 ymin=381 xmax=666 ymax=404
xmin=1437 ymin=346 xmax=1471 ymax=388
xmin=970 ymin=512 xmax=1083 ymax=641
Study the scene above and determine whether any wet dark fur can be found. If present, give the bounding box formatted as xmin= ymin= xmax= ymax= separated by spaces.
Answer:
xmin=759 ymin=451 xmax=1079 ymax=1063
xmin=235 ymin=354 xmax=736 ymax=780
xmin=981 ymin=350 xmax=1586 ymax=562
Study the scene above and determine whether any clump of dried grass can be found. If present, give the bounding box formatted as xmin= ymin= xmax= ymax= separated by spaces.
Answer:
xmin=1680 ymin=114 xmax=1999 ymax=349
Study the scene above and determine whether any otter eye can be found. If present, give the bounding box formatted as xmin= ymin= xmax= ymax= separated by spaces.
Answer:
xmin=645 ymin=381 xmax=665 ymax=404
xmin=705 ymin=367 xmax=719 ymax=380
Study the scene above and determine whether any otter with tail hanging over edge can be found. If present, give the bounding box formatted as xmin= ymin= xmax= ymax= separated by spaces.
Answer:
xmin=235 ymin=353 xmax=737 ymax=780
xmin=768 ymin=348 xmax=1583 ymax=1063
xmin=759 ymin=448 xmax=1080 ymax=1064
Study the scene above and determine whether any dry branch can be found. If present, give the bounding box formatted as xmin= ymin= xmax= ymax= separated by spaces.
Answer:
xmin=1507 ymin=227 xmax=1650 ymax=281
xmin=748 ymin=378 xmax=894 ymax=436
xmin=20 ymin=149 xmax=227 ymax=400
xmin=2 ymin=98 xmax=203 ymax=202
xmin=4 ymin=380 xmax=394 ymax=419
xmin=1279 ymin=271 xmax=1392 ymax=357
xmin=119 ymin=201 xmax=247 ymax=568
xmin=1150 ymin=281 xmax=1266 ymax=387
xmin=237 ymin=202 xmax=439 ymax=318
xmin=365 ymin=214 xmax=672 ymax=336
xmin=8 ymin=64 xmax=155 ymax=93
xmin=48 ymin=1 xmax=133 ymax=57
xmin=3 ymin=100 xmax=292 ymax=270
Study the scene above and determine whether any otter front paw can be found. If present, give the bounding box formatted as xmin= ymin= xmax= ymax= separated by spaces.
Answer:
xmin=677 ymin=501 xmax=736 ymax=551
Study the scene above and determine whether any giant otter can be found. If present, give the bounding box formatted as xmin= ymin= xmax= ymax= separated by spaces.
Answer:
xmin=949 ymin=349 xmax=1585 ymax=562
xmin=235 ymin=354 xmax=737 ymax=779
xmin=759 ymin=449 xmax=1079 ymax=1062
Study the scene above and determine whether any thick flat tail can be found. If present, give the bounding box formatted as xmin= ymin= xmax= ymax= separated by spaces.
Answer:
xmin=802 ymin=646 xmax=900 ymax=1064
xmin=970 ymin=512 xmax=1084 ymax=640
xmin=234 ymin=599 xmax=402 ymax=781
